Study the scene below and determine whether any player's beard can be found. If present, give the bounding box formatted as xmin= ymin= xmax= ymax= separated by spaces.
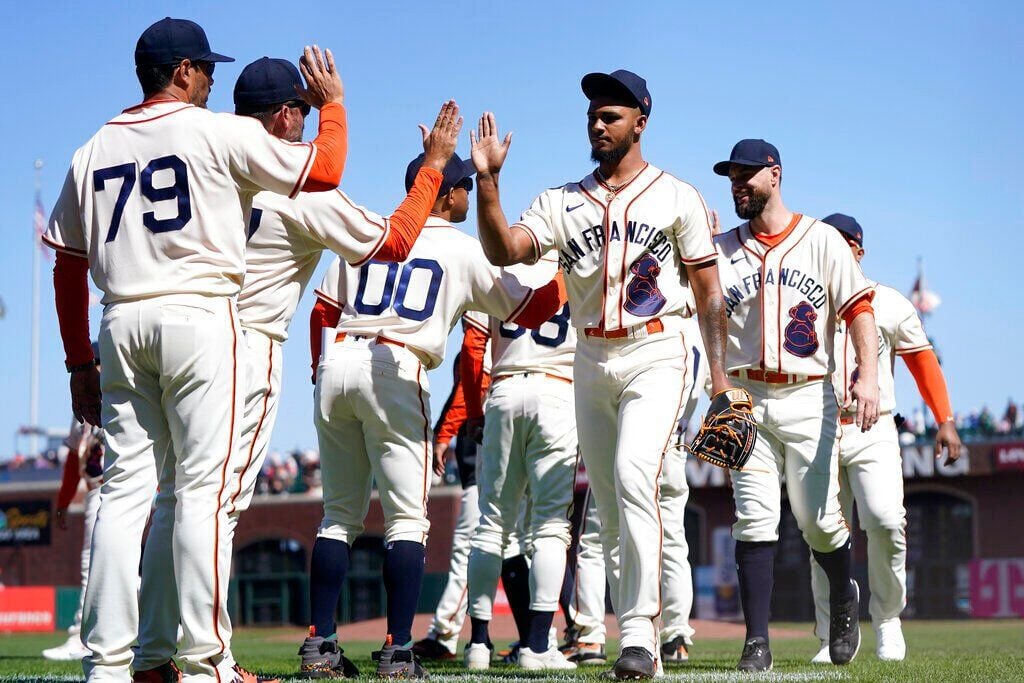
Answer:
xmin=734 ymin=186 xmax=770 ymax=220
xmin=590 ymin=137 xmax=630 ymax=165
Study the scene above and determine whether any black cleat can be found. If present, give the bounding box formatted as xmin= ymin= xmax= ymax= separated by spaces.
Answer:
xmin=373 ymin=635 xmax=428 ymax=679
xmin=661 ymin=635 xmax=689 ymax=663
xmin=737 ymin=637 xmax=772 ymax=672
xmin=298 ymin=630 xmax=360 ymax=679
xmin=411 ymin=637 xmax=455 ymax=661
xmin=829 ymin=580 xmax=861 ymax=665
xmin=612 ymin=646 xmax=655 ymax=680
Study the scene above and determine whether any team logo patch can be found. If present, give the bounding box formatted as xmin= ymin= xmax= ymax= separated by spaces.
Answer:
xmin=783 ymin=300 xmax=819 ymax=357
xmin=624 ymin=253 xmax=666 ymax=317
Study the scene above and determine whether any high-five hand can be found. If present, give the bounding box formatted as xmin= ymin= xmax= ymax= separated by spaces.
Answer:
xmin=470 ymin=112 xmax=513 ymax=177
xmin=417 ymin=100 xmax=463 ymax=171
xmin=295 ymin=45 xmax=344 ymax=109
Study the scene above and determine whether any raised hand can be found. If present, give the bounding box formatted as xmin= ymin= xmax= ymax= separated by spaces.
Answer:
xmin=418 ymin=100 xmax=463 ymax=171
xmin=295 ymin=45 xmax=344 ymax=109
xmin=470 ymin=112 xmax=513 ymax=177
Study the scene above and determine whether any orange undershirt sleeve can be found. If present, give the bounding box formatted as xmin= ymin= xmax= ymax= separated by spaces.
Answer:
xmin=309 ymin=298 xmax=342 ymax=382
xmin=841 ymin=296 xmax=874 ymax=326
xmin=302 ymin=102 xmax=348 ymax=191
xmin=459 ymin=326 xmax=489 ymax=420
xmin=435 ymin=381 xmax=467 ymax=444
xmin=902 ymin=349 xmax=954 ymax=423
xmin=53 ymin=251 xmax=93 ymax=367
xmin=373 ymin=167 xmax=444 ymax=262
xmin=511 ymin=272 xmax=567 ymax=329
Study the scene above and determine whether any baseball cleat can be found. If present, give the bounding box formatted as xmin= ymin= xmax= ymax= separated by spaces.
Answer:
xmin=875 ymin=618 xmax=906 ymax=661
xmin=372 ymin=635 xmax=427 ymax=679
xmin=660 ymin=635 xmax=690 ymax=663
xmin=558 ymin=625 xmax=580 ymax=655
xmin=42 ymin=635 xmax=91 ymax=662
xmin=463 ymin=641 xmax=493 ymax=670
xmin=612 ymin=646 xmax=655 ymax=679
xmin=132 ymin=660 xmax=182 ymax=683
xmin=411 ymin=636 xmax=456 ymax=661
xmin=498 ymin=642 xmax=520 ymax=665
xmin=231 ymin=663 xmax=279 ymax=683
xmin=736 ymin=637 xmax=773 ymax=672
xmin=571 ymin=642 xmax=608 ymax=665
xmin=810 ymin=639 xmax=831 ymax=664
xmin=297 ymin=630 xmax=360 ymax=679
xmin=829 ymin=580 xmax=861 ymax=665
xmin=518 ymin=646 xmax=578 ymax=670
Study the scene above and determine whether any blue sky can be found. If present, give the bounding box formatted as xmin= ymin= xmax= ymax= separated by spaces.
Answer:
xmin=1 ymin=2 xmax=1020 ymax=456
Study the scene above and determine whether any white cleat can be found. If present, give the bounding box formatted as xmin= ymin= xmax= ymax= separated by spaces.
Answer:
xmin=875 ymin=619 xmax=907 ymax=661
xmin=810 ymin=639 xmax=831 ymax=664
xmin=518 ymin=646 xmax=578 ymax=670
xmin=42 ymin=635 xmax=90 ymax=661
xmin=464 ymin=642 xmax=492 ymax=670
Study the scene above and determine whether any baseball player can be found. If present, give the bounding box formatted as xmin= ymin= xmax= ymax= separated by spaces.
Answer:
xmin=130 ymin=58 xmax=463 ymax=681
xmin=711 ymin=140 xmax=880 ymax=671
xmin=461 ymin=256 xmax=579 ymax=672
xmin=44 ymin=346 xmax=105 ymax=663
xmin=45 ymin=17 xmax=349 ymax=680
xmin=470 ymin=70 xmax=732 ymax=680
xmin=301 ymin=152 xmax=565 ymax=678
xmin=808 ymin=214 xmax=961 ymax=663
xmin=564 ymin=316 xmax=708 ymax=666
xmin=412 ymin=319 xmax=490 ymax=661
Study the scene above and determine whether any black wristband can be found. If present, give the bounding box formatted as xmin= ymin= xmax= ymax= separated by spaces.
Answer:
xmin=66 ymin=359 xmax=99 ymax=373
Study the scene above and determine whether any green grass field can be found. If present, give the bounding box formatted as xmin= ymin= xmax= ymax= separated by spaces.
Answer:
xmin=1 ymin=620 xmax=1021 ymax=682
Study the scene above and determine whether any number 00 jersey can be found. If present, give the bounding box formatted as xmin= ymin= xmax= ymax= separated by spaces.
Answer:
xmin=834 ymin=282 xmax=931 ymax=414
xmin=463 ymin=257 xmax=575 ymax=382
xmin=512 ymin=163 xmax=716 ymax=331
xmin=716 ymin=214 xmax=872 ymax=376
xmin=314 ymin=217 xmax=539 ymax=369
xmin=45 ymin=100 xmax=317 ymax=304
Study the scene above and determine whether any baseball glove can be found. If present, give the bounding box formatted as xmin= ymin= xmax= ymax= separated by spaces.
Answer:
xmin=689 ymin=388 xmax=757 ymax=470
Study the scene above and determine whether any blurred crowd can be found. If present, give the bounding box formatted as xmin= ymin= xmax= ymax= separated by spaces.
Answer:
xmin=3 ymin=398 xmax=1024 ymax=481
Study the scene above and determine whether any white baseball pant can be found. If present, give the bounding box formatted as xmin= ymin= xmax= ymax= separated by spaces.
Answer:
xmin=574 ymin=329 xmax=694 ymax=653
xmin=467 ymin=374 xmax=577 ymax=621
xmin=315 ymin=337 xmax=433 ymax=546
xmin=728 ymin=378 xmax=849 ymax=552
xmin=85 ymin=294 xmax=243 ymax=682
xmin=66 ymin=487 xmax=101 ymax=641
xmin=135 ymin=327 xmax=284 ymax=672
xmin=426 ymin=483 xmax=479 ymax=654
xmin=811 ymin=415 xmax=906 ymax=639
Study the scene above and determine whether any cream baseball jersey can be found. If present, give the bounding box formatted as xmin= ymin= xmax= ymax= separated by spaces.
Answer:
xmin=716 ymin=215 xmax=872 ymax=376
xmin=314 ymin=216 xmax=538 ymax=369
xmin=512 ymin=164 xmax=716 ymax=331
xmin=834 ymin=282 xmax=931 ymax=413
xmin=45 ymin=100 xmax=317 ymax=304
xmin=470 ymin=257 xmax=575 ymax=381
xmin=237 ymin=189 xmax=404 ymax=341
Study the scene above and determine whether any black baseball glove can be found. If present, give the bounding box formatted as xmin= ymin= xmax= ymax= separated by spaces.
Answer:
xmin=689 ymin=388 xmax=757 ymax=471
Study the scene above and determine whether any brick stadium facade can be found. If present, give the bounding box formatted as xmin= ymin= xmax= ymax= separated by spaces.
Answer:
xmin=2 ymin=437 xmax=1023 ymax=628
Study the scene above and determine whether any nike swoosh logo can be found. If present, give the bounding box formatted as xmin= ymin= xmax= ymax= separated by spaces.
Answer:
xmin=566 ymin=203 xmax=584 ymax=213
xmin=731 ymin=255 xmax=744 ymax=264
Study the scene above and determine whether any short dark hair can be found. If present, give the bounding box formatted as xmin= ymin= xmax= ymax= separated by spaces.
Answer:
xmin=136 ymin=63 xmax=177 ymax=98
xmin=239 ymin=104 xmax=280 ymax=125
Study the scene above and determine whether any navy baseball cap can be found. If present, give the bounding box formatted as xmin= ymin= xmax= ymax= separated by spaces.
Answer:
xmin=234 ymin=57 xmax=302 ymax=113
xmin=823 ymin=213 xmax=864 ymax=247
xmin=405 ymin=153 xmax=476 ymax=197
xmin=713 ymin=139 xmax=781 ymax=176
xmin=581 ymin=70 xmax=652 ymax=116
xmin=135 ymin=17 xmax=234 ymax=67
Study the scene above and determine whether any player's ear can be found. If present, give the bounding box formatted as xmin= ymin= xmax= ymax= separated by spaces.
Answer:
xmin=172 ymin=59 xmax=192 ymax=89
xmin=634 ymin=112 xmax=648 ymax=137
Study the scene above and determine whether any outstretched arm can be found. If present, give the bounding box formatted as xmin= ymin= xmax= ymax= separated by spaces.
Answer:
xmin=471 ymin=112 xmax=536 ymax=266
xmin=686 ymin=260 xmax=731 ymax=395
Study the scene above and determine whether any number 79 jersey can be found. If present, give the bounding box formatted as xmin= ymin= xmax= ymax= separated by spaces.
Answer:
xmin=314 ymin=217 xmax=539 ymax=369
xmin=44 ymin=100 xmax=317 ymax=304
xmin=468 ymin=257 xmax=575 ymax=382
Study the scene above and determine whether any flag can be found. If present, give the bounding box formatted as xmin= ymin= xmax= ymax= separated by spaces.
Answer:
xmin=34 ymin=192 xmax=52 ymax=261
xmin=909 ymin=258 xmax=940 ymax=315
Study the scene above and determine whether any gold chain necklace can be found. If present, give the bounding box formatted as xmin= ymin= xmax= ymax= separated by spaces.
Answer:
xmin=597 ymin=165 xmax=645 ymax=201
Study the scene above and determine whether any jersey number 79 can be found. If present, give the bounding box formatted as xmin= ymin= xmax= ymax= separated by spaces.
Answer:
xmin=94 ymin=155 xmax=192 ymax=242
